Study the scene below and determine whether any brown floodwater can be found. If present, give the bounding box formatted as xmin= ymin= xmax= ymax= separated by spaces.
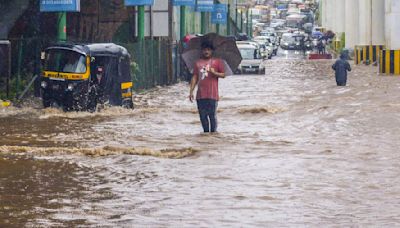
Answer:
xmin=1 ymin=56 xmax=400 ymax=227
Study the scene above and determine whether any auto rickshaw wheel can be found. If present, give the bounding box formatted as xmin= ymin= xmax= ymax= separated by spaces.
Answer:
xmin=42 ymin=92 xmax=51 ymax=108
xmin=122 ymin=99 xmax=134 ymax=109
xmin=86 ymin=88 xmax=97 ymax=113
xmin=42 ymin=98 xmax=51 ymax=108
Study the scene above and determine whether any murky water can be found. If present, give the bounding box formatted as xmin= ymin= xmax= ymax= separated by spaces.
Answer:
xmin=1 ymin=55 xmax=400 ymax=227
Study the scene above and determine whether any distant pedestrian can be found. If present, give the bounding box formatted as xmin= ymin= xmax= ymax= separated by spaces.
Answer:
xmin=317 ymin=39 xmax=325 ymax=54
xmin=332 ymin=50 xmax=351 ymax=86
xmin=189 ymin=41 xmax=226 ymax=133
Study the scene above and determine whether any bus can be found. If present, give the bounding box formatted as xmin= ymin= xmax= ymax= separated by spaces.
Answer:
xmin=286 ymin=14 xmax=307 ymax=29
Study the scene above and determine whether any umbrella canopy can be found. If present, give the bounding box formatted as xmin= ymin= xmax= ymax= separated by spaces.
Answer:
xmin=182 ymin=33 xmax=242 ymax=76
xmin=312 ymin=31 xmax=323 ymax=39
xmin=182 ymin=34 xmax=196 ymax=44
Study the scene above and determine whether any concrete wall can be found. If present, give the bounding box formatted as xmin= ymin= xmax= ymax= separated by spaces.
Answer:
xmin=334 ymin=0 xmax=345 ymax=33
xmin=385 ymin=0 xmax=400 ymax=49
xmin=371 ymin=0 xmax=385 ymax=45
xmin=345 ymin=0 xmax=359 ymax=49
xmin=358 ymin=0 xmax=372 ymax=45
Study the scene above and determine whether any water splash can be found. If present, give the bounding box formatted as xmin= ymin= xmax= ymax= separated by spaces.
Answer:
xmin=0 ymin=145 xmax=199 ymax=159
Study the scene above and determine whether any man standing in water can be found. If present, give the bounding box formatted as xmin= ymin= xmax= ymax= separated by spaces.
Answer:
xmin=332 ymin=50 xmax=351 ymax=86
xmin=189 ymin=41 xmax=225 ymax=133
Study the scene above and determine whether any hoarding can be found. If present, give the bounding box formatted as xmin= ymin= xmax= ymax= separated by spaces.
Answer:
xmin=197 ymin=0 xmax=214 ymax=12
xmin=211 ymin=4 xmax=227 ymax=24
xmin=40 ymin=0 xmax=81 ymax=12
xmin=124 ymin=0 xmax=154 ymax=6
xmin=173 ymin=0 xmax=196 ymax=6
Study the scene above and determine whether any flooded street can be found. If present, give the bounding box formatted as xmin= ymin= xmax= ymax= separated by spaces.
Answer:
xmin=2 ymin=57 xmax=400 ymax=227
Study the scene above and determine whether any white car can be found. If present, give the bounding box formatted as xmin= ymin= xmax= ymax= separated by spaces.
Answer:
xmin=253 ymin=36 xmax=277 ymax=56
xmin=235 ymin=43 xmax=266 ymax=75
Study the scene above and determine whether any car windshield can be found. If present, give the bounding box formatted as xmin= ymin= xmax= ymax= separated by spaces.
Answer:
xmin=44 ymin=49 xmax=87 ymax=73
xmin=254 ymin=37 xmax=267 ymax=43
xmin=239 ymin=48 xmax=257 ymax=60
xmin=282 ymin=35 xmax=295 ymax=43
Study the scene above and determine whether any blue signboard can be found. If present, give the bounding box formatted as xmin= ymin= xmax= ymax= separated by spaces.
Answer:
xmin=277 ymin=4 xmax=287 ymax=10
xmin=197 ymin=0 xmax=214 ymax=12
xmin=124 ymin=0 xmax=154 ymax=6
xmin=173 ymin=0 xmax=196 ymax=6
xmin=40 ymin=0 xmax=80 ymax=12
xmin=211 ymin=4 xmax=227 ymax=24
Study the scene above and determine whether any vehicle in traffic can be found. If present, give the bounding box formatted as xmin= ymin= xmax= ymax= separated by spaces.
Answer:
xmin=253 ymin=36 xmax=277 ymax=56
xmin=280 ymin=32 xmax=306 ymax=50
xmin=280 ymin=33 xmax=297 ymax=50
xmin=235 ymin=43 xmax=266 ymax=75
xmin=40 ymin=43 xmax=134 ymax=112
xmin=286 ymin=14 xmax=307 ymax=29
xmin=270 ymin=19 xmax=285 ymax=29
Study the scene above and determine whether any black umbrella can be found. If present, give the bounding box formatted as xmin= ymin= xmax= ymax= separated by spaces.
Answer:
xmin=182 ymin=33 xmax=242 ymax=76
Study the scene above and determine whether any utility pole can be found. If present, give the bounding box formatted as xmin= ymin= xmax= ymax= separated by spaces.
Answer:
xmin=227 ymin=4 xmax=231 ymax=35
xmin=250 ymin=9 xmax=253 ymax=38
xmin=180 ymin=6 xmax=186 ymax=39
xmin=201 ymin=12 xmax=206 ymax=34
xmin=246 ymin=8 xmax=249 ymax=35
xmin=58 ymin=12 xmax=67 ymax=41
xmin=240 ymin=10 xmax=243 ymax=32
xmin=138 ymin=6 xmax=145 ymax=40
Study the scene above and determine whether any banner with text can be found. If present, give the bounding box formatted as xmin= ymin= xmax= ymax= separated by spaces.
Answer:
xmin=211 ymin=4 xmax=227 ymax=24
xmin=124 ymin=0 xmax=154 ymax=6
xmin=196 ymin=0 xmax=214 ymax=12
xmin=173 ymin=0 xmax=196 ymax=6
xmin=40 ymin=0 xmax=80 ymax=12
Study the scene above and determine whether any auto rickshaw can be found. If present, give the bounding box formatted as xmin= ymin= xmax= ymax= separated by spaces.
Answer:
xmin=40 ymin=43 xmax=134 ymax=111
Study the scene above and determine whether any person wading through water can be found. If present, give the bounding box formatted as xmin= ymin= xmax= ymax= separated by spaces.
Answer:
xmin=189 ymin=41 xmax=226 ymax=133
xmin=332 ymin=50 xmax=351 ymax=86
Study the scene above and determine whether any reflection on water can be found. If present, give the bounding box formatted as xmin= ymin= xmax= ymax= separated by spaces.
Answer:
xmin=1 ymin=58 xmax=400 ymax=226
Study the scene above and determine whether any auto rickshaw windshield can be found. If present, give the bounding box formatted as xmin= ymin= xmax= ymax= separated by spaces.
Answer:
xmin=44 ymin=49 xmax=87 ymax=74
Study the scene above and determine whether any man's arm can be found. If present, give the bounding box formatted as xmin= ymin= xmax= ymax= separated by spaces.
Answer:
xmin=209 ymin=60 xmax=225 ymax=78
xmin=209 ymin=68 xmax=225 ymax=78
xmin=189 ymin=73 xmax=198 ymax=102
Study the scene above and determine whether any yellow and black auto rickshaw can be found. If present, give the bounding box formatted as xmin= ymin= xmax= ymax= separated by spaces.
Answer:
xmin=40 ymin=43 xmax=134 ymax=111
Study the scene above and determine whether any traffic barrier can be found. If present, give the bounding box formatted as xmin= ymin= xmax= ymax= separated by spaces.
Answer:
xmin=0 ymin=100 xmax=11 ymax=107
xmin=379 ymin=50 xmax=400 ymax=75
xmin=308 ymin=53 xmax=332 ymax=60
xmin=355 ymin=45 xmax=384 ymax=65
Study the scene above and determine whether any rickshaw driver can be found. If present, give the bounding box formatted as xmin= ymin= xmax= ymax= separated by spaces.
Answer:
xmin=63 ymin=52 xmax=86 ymax=73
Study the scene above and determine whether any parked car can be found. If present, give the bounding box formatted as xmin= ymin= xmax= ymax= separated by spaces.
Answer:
xmin=235 ymin=43 xmax=266 ymax=75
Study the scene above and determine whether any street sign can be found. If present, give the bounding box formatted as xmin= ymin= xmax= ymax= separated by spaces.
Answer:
xmin=40 ymin=0 xmax=80 ymax=12
xmin=173 ymin=0 xmax=196 ymax=6
xmin=211 ymin=4 xmax=227 ymax=24
xmin=124 ymin=0 xmax=154 ymax=6
xmin=196 ymin=0 xmax=214 ymax=12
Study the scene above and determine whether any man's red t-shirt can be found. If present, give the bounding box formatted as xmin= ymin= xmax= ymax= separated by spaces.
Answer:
xmin=194 ymin=58 xmax=225 ymax=101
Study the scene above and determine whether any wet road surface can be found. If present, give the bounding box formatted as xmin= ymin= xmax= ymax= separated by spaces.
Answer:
xmin=1 ymin=53 xmax=400 ymax=227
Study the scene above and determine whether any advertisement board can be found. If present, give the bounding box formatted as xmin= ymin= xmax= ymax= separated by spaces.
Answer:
xmin=173 ymin=0 xmax=196 ymax=6
xmin=124 ymin=0 xmax=154 ymax=6
xmin=197 ymin=0 xmax=214 ymax=12
xmin=211 ymin=4 xmax=227 ymax=24
xmin=40 ymin=0 xmax=81 ymax=12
